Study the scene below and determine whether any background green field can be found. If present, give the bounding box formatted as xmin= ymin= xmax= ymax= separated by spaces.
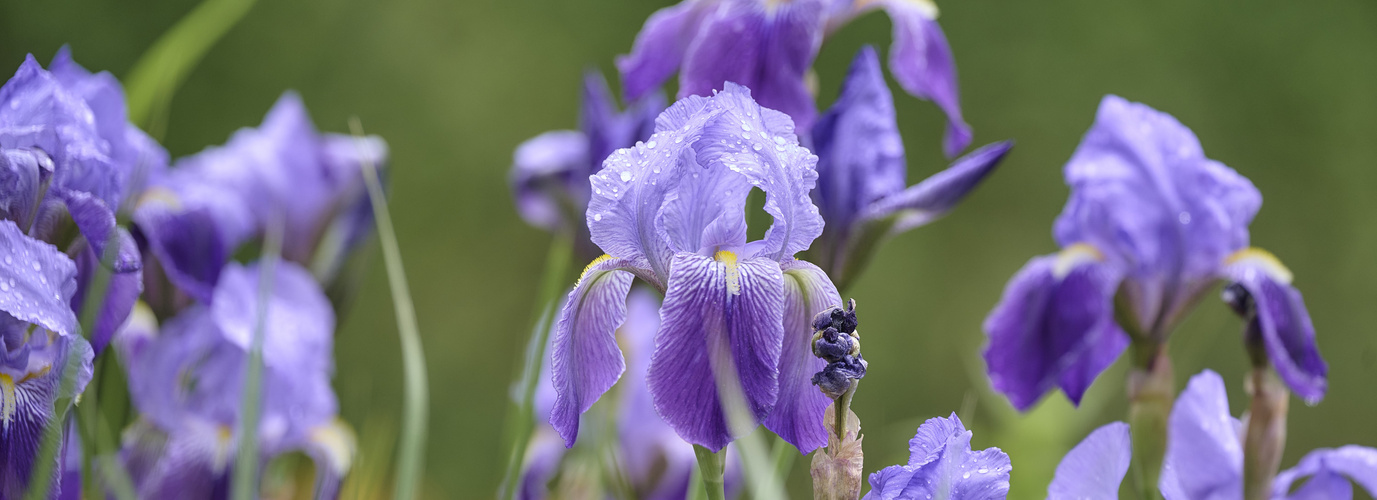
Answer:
xmin=4 ymin=0 xmax=1376 ymax=497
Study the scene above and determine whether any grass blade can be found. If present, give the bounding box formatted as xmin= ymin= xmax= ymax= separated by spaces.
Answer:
xmin=123 ymin=0 xmax=259 ymax=138
xmin=349 ymin=118 xmax=429 ymax=500
xmin=232 ymin=217 xmax=284 ymax=500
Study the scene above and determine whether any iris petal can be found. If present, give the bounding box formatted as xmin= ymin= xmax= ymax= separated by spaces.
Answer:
xmin=869 ymin=141 xmax=1012 ymax=234
xmin=1273 ymin=446 xmax=1377 ymax=499
xmin=864 ymin=414 xmax=1011 ymax=500
xmin=0 ymin=219 xmax=78 ymax=336
xmin=1223 ymin=250 xmax=1327 ymax=402
xmin=1161 ymin=370 xmax=1242 ymax=500
xmin=548 ymin=256 xmax=638 ymax=446
xmin=765 ymin=259 xmax=840 ymax=453
xmin=878 ymin=1 xmax=971 ymax=157
xmin=1048 ymin=422 xmax=1131 ymax=500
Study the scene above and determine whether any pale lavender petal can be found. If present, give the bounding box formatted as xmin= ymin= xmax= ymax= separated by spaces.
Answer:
xmin=0 ymin=219 xmax=79 ymax=335
xmin=517 ymin=427 xmax=566 ymax=500
xmin=655 ymin=148 xmax=751 ymax=255
xmin=647 ymin=252 xmax=784 ymax=451
xmin=880 ymin=1 xmax=971 ymax=157
xmin=0 ymin=148 xmax=53 ymax=230
xmin=1163 ymin=369 xmax=1242 ymax=500
xmin=510 ymin=130 xmax=590 ymax=232
xmin=617 ymin=1 xmax=706 ymax=100
xmin=1274 ymin=446 xmax=1377 ymax=500
xmin=693 ymin=83 xmax=823 ymax=261
xmin=868 ymin=141 xmax=1012 ymax=233
xmin=765 ymin=259 xmax=840 ymax=453
xmin=982 ymin=250 xmax=1127 ymax=411
xmin=1048 ymin=422 xmax=1131 ymax=500
xmin=1054 ymin=95 xmax=1261 ymax=335
xmin=1223 ymin=255 xmax=1327 ymax=402
xmin=1280 ymin=470 xmax=1352 ymax=500
xmin=866 ymin=414 xmax=1011 ymax=500
xmin=548 ymin=256 xmax=638 ymax=446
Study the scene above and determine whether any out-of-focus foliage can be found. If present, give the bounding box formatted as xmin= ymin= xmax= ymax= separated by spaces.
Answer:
xmin=4 ymin=0 xmax=1374 ymax=497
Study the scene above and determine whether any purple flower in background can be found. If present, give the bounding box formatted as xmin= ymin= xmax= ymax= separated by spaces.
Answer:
xmin=809 ymin=46 xmax=1009 ymax=288
xmin=618 ymin=0 xmax=971 ymax=155
xmin=134 ymin=92 xmax=387 ymax=305
xmin=982 ymin=95 xmax=1326 ymax=411
xmin=511 ymin=72 xmax=663 ymax=253
xmin=1 ymin=50 xmax=170 ymax=353
xmin=549 ymin=83 xmax=843 ymax=452
xmin=0 ymin=319 xmax=93 ymax=498
xmin=115 ymin=262 xmax=351 ymax=499
xmin=864 ymin=414 xmax=1011 ymax=500
xmin=1048 ymin=370 xmax=1377 ymax=499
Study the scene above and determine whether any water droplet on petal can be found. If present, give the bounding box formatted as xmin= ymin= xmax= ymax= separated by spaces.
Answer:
xmin=620 ymin=171 xmax=632 ymax=182
xmin=741 ymin=123 xmax=752 ymax=132
xmin=593 ymin=213 xmax=603 ymax=222
xmin=647 ymin=140 xmax=657 ymax=149
xmin=752 ymin=143 xmax=762 ymax=151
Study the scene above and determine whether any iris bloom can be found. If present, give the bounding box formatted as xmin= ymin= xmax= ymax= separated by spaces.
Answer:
xmin=983 ymin=95 xmax=1325 ymax=410
xmin=2 ymin=50 xmax=169 ymax=352
xmin=1048 ymin=370 xmax=1377 ymax=500
xmin=116 ymin=263 xmax=352 ymax=499
xmin=511 ymin=72 xmax=663 ymax=253
xmin=134 ymin=92 xmax=387 ymax=306
xmin=550 ymin=83 xmax=843 ymax=452
xmin=809 ymin=46 xmax=1009 ymax=288
xmin=864 ymin=414 xmax=1011 ymax=500
xmin=618 ymin=0 xmax=971 ymax=156
xmin=521 ymin=289 xmax=741 ymax=500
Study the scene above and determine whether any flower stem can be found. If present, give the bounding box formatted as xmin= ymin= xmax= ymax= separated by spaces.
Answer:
xmin=1127 ymin=339 xmax=1172 ymax=500
xmin=1242 ymin=366 xmax=1288 ymax=500
xmin=693 ymin=445 xmax=727 ymax=500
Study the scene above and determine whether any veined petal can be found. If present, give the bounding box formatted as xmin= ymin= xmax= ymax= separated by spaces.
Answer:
xmin=1048 ymin=422 xmax=1131 ymax=500
xmin=982 ymin=246 xmax=1127 ymax=411
xmin=1273 ymin=446 xmax=1377 ymax=500
xmin=1223 ymin=249 xmax=1326 ymax=402
xmin=617 ymin=1 xmax=707 ymax=101
xmin=865 ymin=414 xmax=1011 ymax=500
xmin=647 ymin=252 xmax=784 ymax=451
xmin=1162 ymin=370 xmax=1242 ymax=500
xmin=548 ymin=255 xmax=639 ymax=446
xmin=0 ymin=148 xmax=54 ymax=230
xmin=877 ymin=0 xmax=971 ymax=157
xmin=765 ymin=259 xmax=840 ymax=453
xmin=693 ymin=83 xmax=823 ymax=261
xmin=0 ymin=219 xmax=79 ymax=336
xmin=867 ymin=141 xmax=1012 ymax=234
xmin=0 ymin=333 xmax=90 ymax=498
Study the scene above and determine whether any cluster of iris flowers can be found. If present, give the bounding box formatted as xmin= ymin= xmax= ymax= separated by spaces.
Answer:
xmin=505 ymin=0 xmax=1375 ymax=499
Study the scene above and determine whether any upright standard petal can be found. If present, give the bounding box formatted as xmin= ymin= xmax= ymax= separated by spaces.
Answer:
xmin=647 ymin=252 xmax=785 ymax=451
xmin=982 ymin=246 xmax=1127 ymax=410
xmin=864 ymin=414 xmax=1011 ymax=500
xmin=1273 ymin=446 xmax=1377 ymax=500
xmin=1054 ymin=95 xmax=1260 ymax=336
xmin=877 ymin=0 xmax=971 ymax=157
xmin=0 ymin=219 xmax=79 ymax=335
xmin=766 ymin=259 xmax=841 ymax=453
xmin=1223 ymin=249 xmax=1327 ymax=402
xmin=693 ymin=83 xmax=823 ymax=261
xmin=617 ymin=0 xmax=708 ymax=101
xmin=1161 ymin=370 xmax=1242 ymax=500
xmin=1048 ymin=422 xmax=1131 ymax=500
xmin=548 ymin=256 xmax=637 ymax=446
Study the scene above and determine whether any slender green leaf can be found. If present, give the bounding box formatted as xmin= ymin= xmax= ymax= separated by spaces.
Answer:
xmin=350 ymin=118 xmax=429 ymax=500
xmin=232 ymin=218 xmax=284 ymax=500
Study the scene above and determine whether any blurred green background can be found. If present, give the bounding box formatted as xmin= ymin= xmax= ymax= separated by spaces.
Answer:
xmin=4 ymin=0 xmax=1376 ymax=497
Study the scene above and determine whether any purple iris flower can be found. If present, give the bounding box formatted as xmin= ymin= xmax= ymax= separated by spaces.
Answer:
xmin=511 ymin=72 xmax=663 ymax=255
xmin=549 ymin=83 xmax=843 ymax=453
xmin=1048 ymin=370 xmax=1377 ymax=500
xmin=618 ymin=0 xmax=971 ymax=156
xmin=115 ymin=262 xmax=350 ymax=499
xmin=983 ymin=95 xmax=1326 ymax=411
xmin=809 ymin=46 xmax=1009 ymax=287
xmin=521 ymin=288 xmax=742 ymax=500
xmin=133 ymin=92 xmax=387 ymax=305
xmin=864 ymin=413 xmax=1012 ymax=500
xmin=1 ymin=50 xmax=170 ymax=353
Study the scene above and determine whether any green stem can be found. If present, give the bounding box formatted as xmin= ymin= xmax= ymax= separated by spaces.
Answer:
xmin=693 ymin=445 xmax=727 ymax=500
xmin=1242 ymin=367 xmax=1288 ymax=500
xmin=351 ymin=118 xmax=430 ymax=500
xmin=231 ymin=218 xmax=282 ymax=500
xmin=1127 ymin=340 xmax=1172 ymax=500
xmin=497 ymin=234 xmax=573 ymax=500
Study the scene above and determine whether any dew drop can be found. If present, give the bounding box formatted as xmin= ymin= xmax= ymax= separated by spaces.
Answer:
xmin=620 ymin=171 xmax=633 ymax=182
xmin=1178 ymin=211 xmax=1191 ymax=225
xmin=647 ymin=140 xmax=657 ymax=149
xmin=3 ymin=256 xmax=10 ymax=265
xmin=31 ymin=262 xmax=40 ymax=272
xmin=977 ymin=467 xmax=988 ymax=474
xmin=741 ymin=123 xmax=752 ymax=132
xmin=752 ymin=143 xmax=762 ymax=151
xmin=674 ymin=136 xmax=684 ymax=144
xmin=2 ymin=282 xmax=10 ymax=292
xmin=962 ymin=472 xmax=971 ymax=479
xmin=593 ymin=213 xmax=603 ymax=222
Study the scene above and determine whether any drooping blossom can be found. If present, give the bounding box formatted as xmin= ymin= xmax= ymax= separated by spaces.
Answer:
xmin=1048 ymin=370 xmax=1377 ymax=499
xmin=520 ymin=288 xmax=741 ymax=500
xmin=133 ymin=92 xmax=387 ymax=306
xmin=809 ymin=46 xmax=1009 ymax=288
xmin=549 ymin=83 xmax=843 ymax=452
xmin=511 ymin=72 xmax=663 ymax=258
xmin=864 ymin=414 xmax=1011 ymax=500
xmin=618 ymin=0 xmax=971 ymax=156
xmin=983 ymin=95 xmax=1325 ymax=411
xmin=116 ymin=263 xmax=352 ymax=499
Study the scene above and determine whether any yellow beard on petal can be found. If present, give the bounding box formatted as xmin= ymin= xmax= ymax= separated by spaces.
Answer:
xmin=714 ymin=250 xmax=741 ymax=296
xmin=1053 ymin=243 xmax=1105 ymax=279
xmin=1225 ymin=247 xmax=1294 ymax=284
xmin=0 ymin=374 xmax=14 ymax=433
